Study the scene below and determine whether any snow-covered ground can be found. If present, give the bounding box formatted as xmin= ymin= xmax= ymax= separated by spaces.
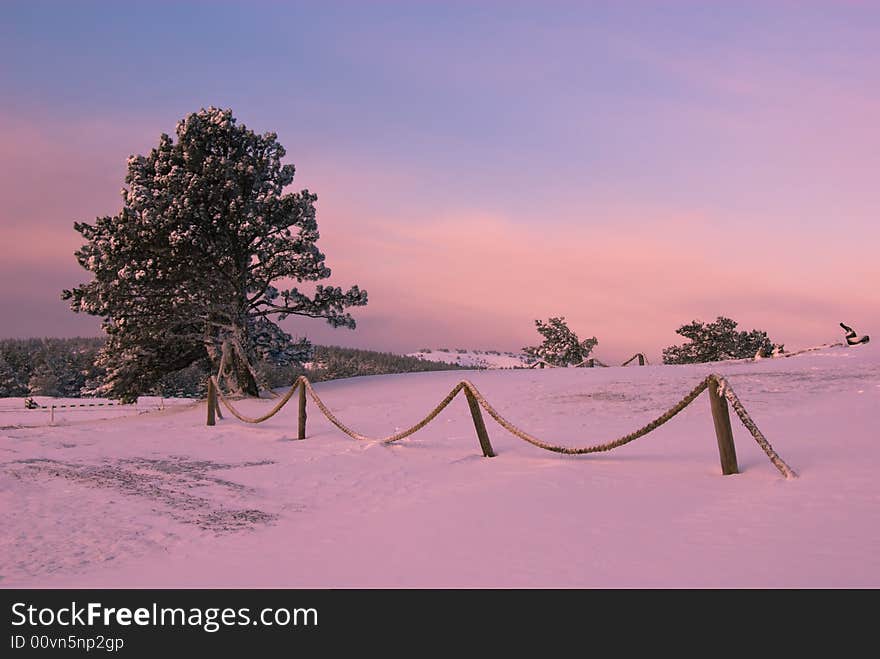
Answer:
xmin=0 ymin=395 xmax=194 ymax=428
xmin=408 ymin=348 xmax=529 ymax=368
xmin=1 ymin=343 xmax=878 ymax=587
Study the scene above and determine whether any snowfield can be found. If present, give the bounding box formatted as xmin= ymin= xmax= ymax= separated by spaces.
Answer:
xmin=1 ymin=344 xmax=878 ymax=588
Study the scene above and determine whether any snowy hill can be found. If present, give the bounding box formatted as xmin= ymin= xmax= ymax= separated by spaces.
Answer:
xmin=407 ymin=347 xmax=649 ymax=369
xmin=408 ymin=348 xmax=529 ymax=368
xmin=1 ymin=343 xmax=878 ymax=587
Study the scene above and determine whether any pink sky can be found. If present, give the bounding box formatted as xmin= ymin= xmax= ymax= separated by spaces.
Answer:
xmin=1 ymin=2 xmax=878 ymax=362
xmin=1 ymin=105 xmax=878 ymax=362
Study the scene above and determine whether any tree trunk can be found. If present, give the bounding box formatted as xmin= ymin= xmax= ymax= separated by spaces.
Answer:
xmin=225 ymin=335 xmax=260 ymax=397
xmin=214 ymin=334 xmax=260 ymax=398
xmin=232 ymin=350 xmax=260 ymax=397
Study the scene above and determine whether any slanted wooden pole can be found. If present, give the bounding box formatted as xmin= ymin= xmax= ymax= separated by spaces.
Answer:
xmin=297 ymin=380 xmax=307 ymax=440
xmin=206 ymin=377 xmax=217 ymax=426
xmin=708 ymin=377 xmax=738 ymax=475
xmin=464 ymin=387 xmax=495 ymax=457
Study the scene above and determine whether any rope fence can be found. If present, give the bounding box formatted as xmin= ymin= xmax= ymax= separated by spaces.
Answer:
xmin=23 ymin=398 xmax=135 ymax=410
xmin=531 ymin=353 xmax=647 ymax=368
xmin=9 ymin=398 xmax=169 ymax=425
xmin=620 ymin=352 xmax=648 ymax=366
xmin=206 ymin=372 xmax=798 ymax=479
xmin=723 ymin=341 xmax=848 ymax=365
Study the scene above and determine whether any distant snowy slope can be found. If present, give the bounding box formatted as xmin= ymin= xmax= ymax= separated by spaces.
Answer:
xmin=408 ymin=348 xmax=529 ymax=369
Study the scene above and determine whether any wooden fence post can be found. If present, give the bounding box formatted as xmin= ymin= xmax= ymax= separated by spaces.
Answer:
xmin=206 ymin=378 xmax=217 ymax=426
xmin=297 ymin=380 xmax=307 ymax=440
xmin=637 ymin=353 xmax=645 ymax=366
xmin=464 ymin=387 xmax=496 ymax=457
xmin=708 ymin=377 xmax=738 ymax=475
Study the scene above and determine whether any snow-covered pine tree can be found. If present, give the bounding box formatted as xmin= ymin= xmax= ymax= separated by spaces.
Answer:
xmin=0 ymin=341 xmax=33 ymax=396
xmin=522 ymin=317 xmax=598 ymax=367
xmin=0 ymin=352 xmax=22 ymax=397
xmin=63 ymin=107 xmax=367 ymax=401
xmin=662 ymin=316 xmax=777 ymax=364
xmin=28 ymin=346 xmax=66 ymax=396
xmin=27 ymin=362 xmax=60 ymax=397
xmin=25 ymin=341 xmax=85 ymax=398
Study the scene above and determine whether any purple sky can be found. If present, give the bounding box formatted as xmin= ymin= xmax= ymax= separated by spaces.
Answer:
xmin=1 ymin=1 xmax=878 ymax=361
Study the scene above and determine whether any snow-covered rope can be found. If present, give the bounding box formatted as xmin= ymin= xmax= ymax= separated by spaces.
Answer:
xmin=728 ymin=341 xmax=848 ymax=365
xmin=207 ymin=373 xmax=796 ymax=477
xmin=212 ymin=376 xmax=301 ymax=424
xmin=776 ymin=341 xmax=845 ymax=359
xmin=713 ymin=376 xmax=797 ymax=479
xmin=461 ymin=377 xmax=710 ymax=455
xmin=467 ymin=374 xmax=795 ymax=477
xmin=301 ymin=378 xmax=467 ymax=443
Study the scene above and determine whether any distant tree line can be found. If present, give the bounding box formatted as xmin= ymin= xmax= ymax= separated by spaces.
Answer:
xmin=523 ymin=315 xmax=781 ymax=366
xmin=307 ymin=345 xmax=468 ymax=381
xmin=0 ymin=338 xmax=466 ymax=399
xmin=0 ymin=338 xmax=106 ymax=398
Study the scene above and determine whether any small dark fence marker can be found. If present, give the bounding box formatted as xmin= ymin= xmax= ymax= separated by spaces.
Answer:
xmin=621 ymin=353 xmax=646 ymax=366
xmin=464 ymin=386 xmax=496 ymax=457
xmin=206 ymin=378 xmax=217 ymax=426
xmin=298 ymin=380 xmax=307 ymax=440
xmin=708 ymin=376 xmax=738 ymax=475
